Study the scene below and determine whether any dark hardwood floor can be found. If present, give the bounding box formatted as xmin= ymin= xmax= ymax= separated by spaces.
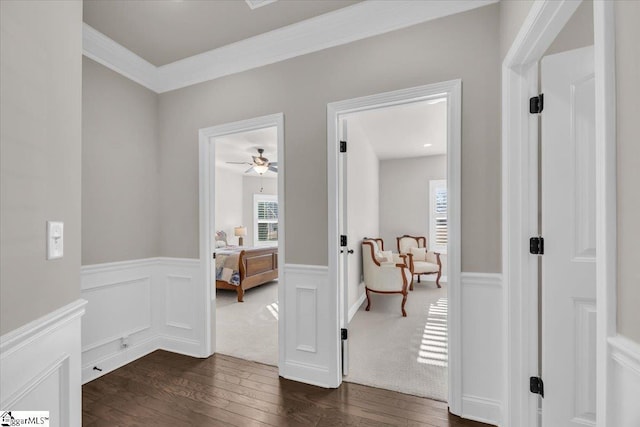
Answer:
xmin=83 ymin=350 xmax=492 ymax=427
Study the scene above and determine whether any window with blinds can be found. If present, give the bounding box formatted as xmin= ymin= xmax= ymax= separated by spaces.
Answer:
xmin=254 ymin=194 xmax=278 ymax=246
xmin=429 ymin=180 xmax=448 ymax=254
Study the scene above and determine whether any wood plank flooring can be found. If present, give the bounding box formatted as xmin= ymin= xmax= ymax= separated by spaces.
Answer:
xmin=83 ymin=351 xmax=492 ymax=427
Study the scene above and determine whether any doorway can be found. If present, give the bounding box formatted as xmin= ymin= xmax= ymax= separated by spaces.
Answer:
xmin=339 ymin=100 xmax=449 ymax=400
xmin=501 ymin=1 xmax=616 ymax=425
xmin=198 ymin=113 xmax=285 ymax=369
xmin=327 ymin=80 xmax=462 ymax=408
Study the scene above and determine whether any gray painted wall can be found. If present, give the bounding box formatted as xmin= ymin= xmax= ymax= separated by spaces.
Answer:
xmin=0 ymin=0 xmax=82 ymax=334
xmin=545 ymin=0 xmax=593 ymax=57
xmin=615 ymin=0 xmax=640 ymax=344
xmin=158 ymin=4 xmax=502 ymax=272
xmin=500 ymin=0 xmax=535 ymax=59
xmin=82 ymin=57 xmax=161 ymax=265
xmin=379 ymin=155 xmax=448 ymax=278
xmin=344 ymin=120 xmax=379 ymax=310
xmin=215 ymin=167 xmax=243 ymax=245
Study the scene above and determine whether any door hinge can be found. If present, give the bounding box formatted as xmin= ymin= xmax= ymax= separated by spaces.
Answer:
xmin=530 ymin=376 xmax=544 ymax=397
xmin=341 ymin=328 xmax=348 ymax=340
xmin=340 ymin=235 xmax=347 ymax=247
xmin=529 ymin=94 xmax=544 ymax=114
xmin=530 ymin=237 xmax=544 ymax=255
xmin=213 ymin=252 xmax=216 ymax=259
xmin=340 ymin=140 xmax=347 ymax=153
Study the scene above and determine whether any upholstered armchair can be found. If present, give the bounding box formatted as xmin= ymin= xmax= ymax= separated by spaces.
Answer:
xmin=362 ymin=238 xmax=411 ymax=317
xmin=396 ymin=235 xmax=442 ymax=289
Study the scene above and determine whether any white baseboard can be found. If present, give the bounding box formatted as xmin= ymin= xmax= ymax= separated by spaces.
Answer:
xmin=1 ymin=299 xmax=86 ymax=427
xmin=462 ymin=394 xmax=502 ymax=426
xmin=81 ymin=257 xmax=203 ymax=384
xmin=348 ymin=291 xmax=366 ymax=323
xmin=608 ymin=335 xmax=640 ymax=427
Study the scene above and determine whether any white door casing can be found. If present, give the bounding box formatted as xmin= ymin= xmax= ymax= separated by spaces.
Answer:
xmin=327 ymin=80 xmax=461 ymax=407
xmin=198 ymin=113 xmax=285 ymax=364
xmin=339 ymin=119 xmax=350 ymax=376
xmin=541 ymin=45 xmax=596 ymax=427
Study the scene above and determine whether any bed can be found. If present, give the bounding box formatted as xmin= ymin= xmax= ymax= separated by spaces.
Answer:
xmin=214 ymin=231 xmax=278 ymax=302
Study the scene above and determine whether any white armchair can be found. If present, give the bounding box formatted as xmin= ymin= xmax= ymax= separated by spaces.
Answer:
xmin=362 ymin=238 xmax=411 ymax=317
xmin=396 ymin=235 xmax=442 ymax=289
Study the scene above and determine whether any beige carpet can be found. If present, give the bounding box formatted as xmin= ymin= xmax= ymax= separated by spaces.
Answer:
xmin=215 ymin=280 xmax=278 ymax=366
xmin=345 ymin=280 xmax=448 ymax=402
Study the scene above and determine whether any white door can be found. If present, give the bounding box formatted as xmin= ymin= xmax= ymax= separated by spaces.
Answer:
xmin=338 ymin=118 xmax=350 ymax=375
xmin=541 ymin=45 xmax=596 ymax=426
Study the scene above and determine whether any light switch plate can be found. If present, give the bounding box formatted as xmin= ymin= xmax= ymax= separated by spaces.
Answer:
xmin=47 ymin=221 xmax=64 ymax=260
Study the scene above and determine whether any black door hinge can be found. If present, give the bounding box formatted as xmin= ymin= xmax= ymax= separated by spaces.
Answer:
xmin=530 ymin=237 xmax=544 ymax=255
xmin=340 ymin=235 xmax=347 ymax=247
xmin=530 ymin=94 xmax=544 ymax=114
xmin=341 ymin=328 xmax=348 ymax=340
xmin=530 ymin=376 xmax=544 ymax=397
xmin=213 ymin=252 xmax=216 ymax=259
xmin=340 ymin=140 xmax=347 ymax=153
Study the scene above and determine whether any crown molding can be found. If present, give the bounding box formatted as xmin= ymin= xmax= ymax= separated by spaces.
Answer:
xmin=82 ymin=23 xmax=160 ymax=92
xmin=83 ymin=0 xmax=498 ymax=94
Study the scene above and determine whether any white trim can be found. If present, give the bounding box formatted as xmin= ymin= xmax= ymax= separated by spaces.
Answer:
xmin=82 ymin=23 xmax=160 ymax=92
xmin=1 ymin=299 xmax=85 ymax=427
xmin=327 ymin=79 xmax=462 ymax=409
xmin=608 ymin=335 xmax=640 ymax=377
xmin=502 ymin=1 xmax=616 ymax=426
xmin=198 ymin=113 xmax=285 ymax=371
xmin=0 ymin=299 xmax=87 ymax=355
xmin=245 ymin=0 xmax=278 ymax=10
xmin=594 ymin=2 xmax=617 ymax=426
xmin=82 ymin=1 xmax=497 ymax=93
xmin=460 ymin=272 xmax=503 ymax=288
xmin=348 ymin=291 xmax=366 ymax=324
xmin=461 ymin=394 xmax=503 ymax=426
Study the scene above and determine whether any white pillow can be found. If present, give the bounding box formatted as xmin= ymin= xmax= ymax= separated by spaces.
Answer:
xmin=409 ymin=247 xmax=427 ymax=262
xmin=215 ymin=240 xmax=227 ymax=248
xmin=377 ymin=250 xmax=394 ymax=263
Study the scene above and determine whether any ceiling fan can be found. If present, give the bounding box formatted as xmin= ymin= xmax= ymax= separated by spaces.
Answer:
xmin=226 ymin=148 xmax=277 ymax=174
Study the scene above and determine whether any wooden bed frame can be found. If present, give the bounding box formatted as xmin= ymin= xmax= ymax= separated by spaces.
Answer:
xmin=216 ymin=246 xmax=278 ymax=302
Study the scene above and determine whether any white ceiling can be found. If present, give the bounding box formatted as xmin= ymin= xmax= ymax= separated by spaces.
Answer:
xmin=83 ymin=0 xmax=360 ymax=66
xmin=214 ymin=126 xmax=278 ymax=178
xmin=344 ymin=98 xmax=447 ymax=160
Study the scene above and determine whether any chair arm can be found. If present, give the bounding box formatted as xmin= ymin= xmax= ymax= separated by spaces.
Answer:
xmin=405 ymin=252 xmax=415 ymax=273
xmin=425 ymin=251 xmax=442 ymax=267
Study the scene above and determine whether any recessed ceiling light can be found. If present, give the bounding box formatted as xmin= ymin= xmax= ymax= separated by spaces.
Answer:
xmin=423 ymin=144 xmax=433 ymax=148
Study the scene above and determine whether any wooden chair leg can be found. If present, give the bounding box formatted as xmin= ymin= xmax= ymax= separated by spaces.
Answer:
xmin=236 ymin=286 xmax=245 ymax=302
xmin=409 ymin=277 xmax=414 ymax=291
xmin=401 ymin=292 xmax=408 ymax=317
xmin=436 ymin=270 xmax=442 ymax=288
xmin=365 ymin=288 xmax=371 ymax=311
xmin=417 ymin=274 xmax=421 ymax=283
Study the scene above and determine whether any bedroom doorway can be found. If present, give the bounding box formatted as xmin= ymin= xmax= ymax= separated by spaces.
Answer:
xmin=327 ymin=80 xmax=462 ymax=408
xmin=198 ymin=113 xmax=285 ymax=369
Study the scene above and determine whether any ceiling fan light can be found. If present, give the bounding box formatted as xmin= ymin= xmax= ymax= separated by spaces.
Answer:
xmin=254 ymin=165 xmax=269 ymax=174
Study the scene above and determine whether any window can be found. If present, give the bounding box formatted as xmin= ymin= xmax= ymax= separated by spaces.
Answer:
xmin=429 ymin=180 xmax=447 ymax=254
xmin=254 ymin=194 xmax=278 ymax=246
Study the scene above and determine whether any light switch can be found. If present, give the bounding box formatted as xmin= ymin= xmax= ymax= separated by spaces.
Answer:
xmin=47 ymin=221 xmax=64 ymax=260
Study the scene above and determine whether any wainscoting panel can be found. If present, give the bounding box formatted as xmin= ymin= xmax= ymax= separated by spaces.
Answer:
xmin=460 ymin=272 xmax=503 ymax=426
xmin=81 ymin=258 xmax=203 ymax=384
xmin=281 ymin=264 xmax=337 ymax=387
xmin=608 ymin=335 xmax=640 ymax=427
xmin=0 ymin=299 xmax=86 ymax=427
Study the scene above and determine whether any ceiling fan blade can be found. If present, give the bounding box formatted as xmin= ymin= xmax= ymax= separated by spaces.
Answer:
xmin=245 ymin=166 xmax=254 ymax=173
xmin=226 ymin=161 xmax=252 ymax=165
xmin=269 ymin=162 xmax=278 ymax=167
xmin=268 ymin=165 xmax=278 ymax=173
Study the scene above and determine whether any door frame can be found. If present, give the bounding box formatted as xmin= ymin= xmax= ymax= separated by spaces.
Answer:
xmin=198 ymin=113 xmax=286 ymax=369
xmin=327 ymin=80 xmax=462 ymax=409
xmin=501 ymin=1 xmax=616 ymax=426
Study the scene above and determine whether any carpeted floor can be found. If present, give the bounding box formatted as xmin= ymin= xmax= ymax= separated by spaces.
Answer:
xmin=345 ymin=279 xmax=448 ymax=402
xmin=215 ymin=280 xmax=279 ymax=366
